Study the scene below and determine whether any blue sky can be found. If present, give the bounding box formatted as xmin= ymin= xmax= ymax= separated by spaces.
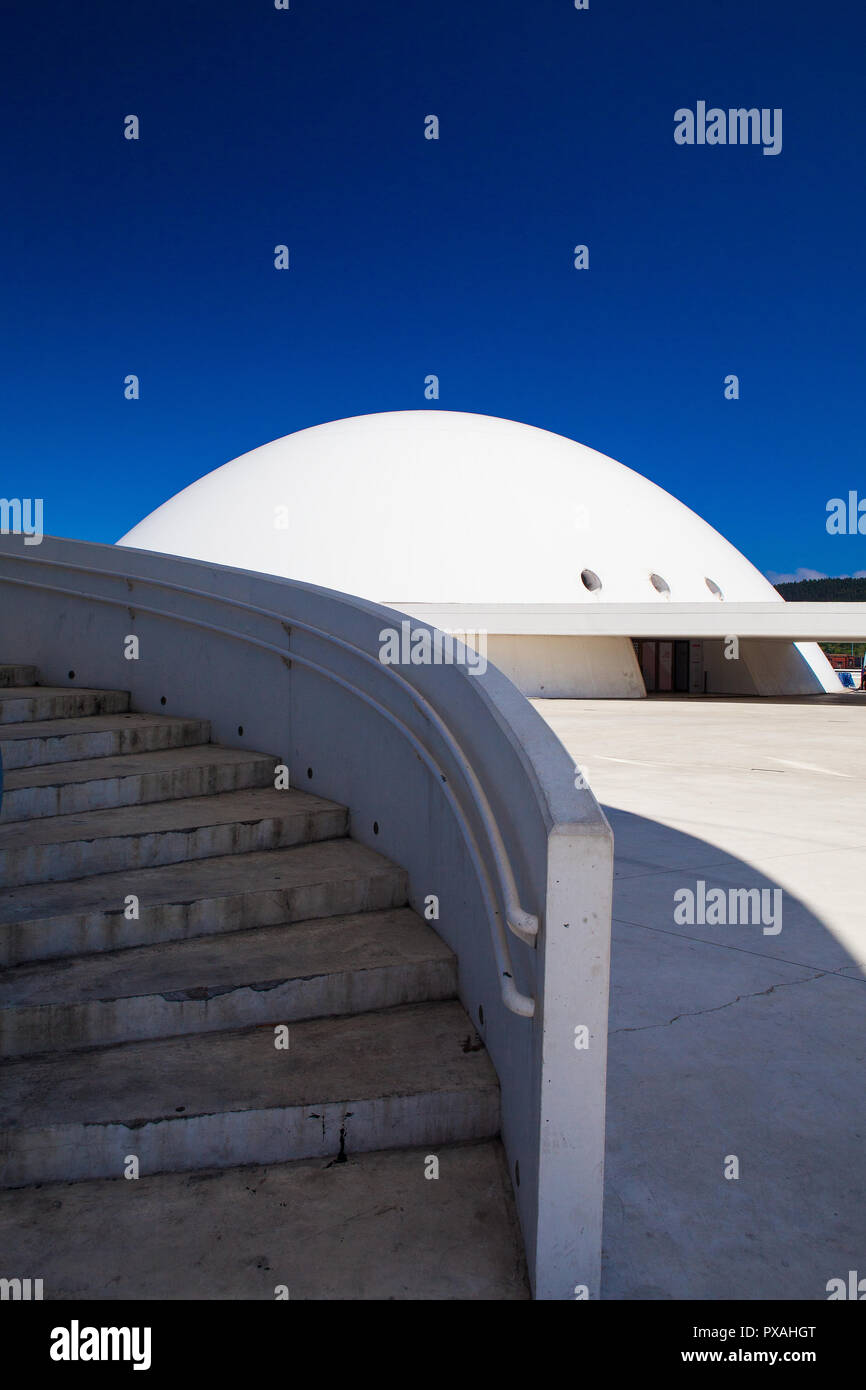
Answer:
xmin=1 ymin=0 xmax=863 ymax=581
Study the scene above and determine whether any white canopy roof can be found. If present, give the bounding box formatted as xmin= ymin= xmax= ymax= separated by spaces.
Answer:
xmin=118 ymin=410 xmax=783 ymax=608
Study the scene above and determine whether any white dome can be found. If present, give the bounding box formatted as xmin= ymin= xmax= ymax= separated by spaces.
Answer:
xmin=118 ymin=410 xmax=781 ymax=606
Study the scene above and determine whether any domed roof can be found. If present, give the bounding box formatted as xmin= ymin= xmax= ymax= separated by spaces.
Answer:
xmin=118 ymin=410 xmax=780 ymax=605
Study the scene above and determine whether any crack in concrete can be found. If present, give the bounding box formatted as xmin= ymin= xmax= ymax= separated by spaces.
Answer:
xmin=611 ymin=970 xmax=827 ymax=1034
xmin=158 ymin=979 xmax=287 ymax=1002
xmin=613 ymin=915 xmax=866 ymax=983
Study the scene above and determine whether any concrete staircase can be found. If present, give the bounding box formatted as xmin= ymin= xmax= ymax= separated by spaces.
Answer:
xmin=0 ymin=664 xmax=528 ymax=1299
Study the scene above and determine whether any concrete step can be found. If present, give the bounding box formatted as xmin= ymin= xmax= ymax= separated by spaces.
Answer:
xmin=0 ymin=686 xmax=130 ymax=724
xmin=0 ymin=787 xmax=346 ymax=888
xmin=0 ymin=745 xmax=280 ymax=823
xmin=0 ymin=839 xmax=408 ymax=966
xmin=0 ymin=712 xmax=211 ymax=771
xmin=0 ymin=664 xmax=38 ymax=688
xmin=0 ymin=1000 xmax=500 ymax=1186
xmin=0 ymin=1141 xmax=529 ymax=1298
xmin=0 ymin=907 xmax=457 ymax=1055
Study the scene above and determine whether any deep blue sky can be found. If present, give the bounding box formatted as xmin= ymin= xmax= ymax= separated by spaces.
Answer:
xmin=1 ymin=0 xmax=863 ymax=580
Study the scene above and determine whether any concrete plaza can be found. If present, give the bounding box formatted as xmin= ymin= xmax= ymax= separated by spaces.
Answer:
xmin=536 ymin=693 xmax=866 ymax=1301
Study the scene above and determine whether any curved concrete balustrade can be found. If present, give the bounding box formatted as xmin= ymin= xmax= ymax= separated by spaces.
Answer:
xmin=0 ymin=532 xmax=613 ymax=1300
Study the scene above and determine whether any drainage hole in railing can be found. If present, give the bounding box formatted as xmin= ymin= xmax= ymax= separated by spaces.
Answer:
xmin=478 ymin=1004 xmax=484 ymax=1026
xmin=160 ymin=696 xmax=166 ymax=706
xmin=515 ymin=1160 xmax=520 ymax=1187
xmin=307 ymin=767 xmax=313 ymax=779
xmin=237 ymin=725 xmax=244 ymax=736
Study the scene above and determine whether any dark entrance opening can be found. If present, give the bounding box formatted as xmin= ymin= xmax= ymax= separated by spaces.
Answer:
xmin=633 ymin=639 xmax=693 ymax=694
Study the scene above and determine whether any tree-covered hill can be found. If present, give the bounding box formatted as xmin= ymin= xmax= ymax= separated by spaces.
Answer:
xmin=773 ymin=577 xmax=866 ymax=602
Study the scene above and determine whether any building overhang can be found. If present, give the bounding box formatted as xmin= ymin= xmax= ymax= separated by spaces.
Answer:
xmin=389 ymin=602 xmax=866 ymax=642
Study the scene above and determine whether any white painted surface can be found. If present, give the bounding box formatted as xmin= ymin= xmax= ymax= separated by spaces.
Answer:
xmin=398 ymin=600 xmax=866 ymax=641
xmin=459 ymin=630 xmax=838 ymax=699
xmin=484 ymin=636 xmax=645 ymax=699
xmin=118 ymin=411 xmax=789 ymax=606
xmin=117 ymin=411 xmax=841 ymax=695
xmin=0 ymin=532 xmax=613 ymax=1299
xmin=700 ymin=638 xmax=834 ymax=697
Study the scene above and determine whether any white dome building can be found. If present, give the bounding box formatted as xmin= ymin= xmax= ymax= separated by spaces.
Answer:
xmin=119 ymin=410 xmax=838 ymax=698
